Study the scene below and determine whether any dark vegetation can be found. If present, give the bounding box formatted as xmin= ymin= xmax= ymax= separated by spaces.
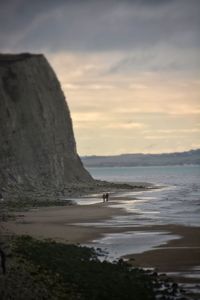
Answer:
xmin=0 ymin=199 xmax=75 ymax=224
xmin=0 ymin=236 xmax=185 ymax=300
xmin=0 ymin=198 xmax=74 ymax=212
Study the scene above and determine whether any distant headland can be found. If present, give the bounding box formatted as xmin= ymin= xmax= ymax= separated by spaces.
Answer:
xmin=81 ymin=149 xmax=200 ymax=167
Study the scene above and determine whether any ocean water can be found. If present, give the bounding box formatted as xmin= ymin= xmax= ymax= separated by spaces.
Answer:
xmin=87 ymin=165 xmax=200 ymax=187
xmin=75 ymin=165 xmax=200 ymax=298
xmin=83 ymin=165 xmax=200 ymax=228
xmin=73 ymin=165 xmax=200 ymax=261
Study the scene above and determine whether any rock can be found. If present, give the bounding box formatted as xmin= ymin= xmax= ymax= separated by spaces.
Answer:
xmin=0 ymin=53 xmax=93 ymax=200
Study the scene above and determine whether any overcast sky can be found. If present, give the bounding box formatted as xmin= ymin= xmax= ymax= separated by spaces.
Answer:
xmin=1 ymin=0 xmax=200 ymax=155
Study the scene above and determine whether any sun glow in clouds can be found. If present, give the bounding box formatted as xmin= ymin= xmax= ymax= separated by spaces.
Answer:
xmin=1 ymin=0 xmax=199 ymax=155
xmin=49 ymin=51 xmax=200 ymax=155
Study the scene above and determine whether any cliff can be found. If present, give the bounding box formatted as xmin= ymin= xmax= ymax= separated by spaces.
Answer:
xmin=0 ymin=53 xmax=93 ymax=200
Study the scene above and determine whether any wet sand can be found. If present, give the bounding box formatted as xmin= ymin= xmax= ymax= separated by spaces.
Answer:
xmin=125 ymin=224 xmax=200 ymax=278
xmin=2 ymin=202 xmax=130 ymax=243
xmin=2 ymin=199 xmax=200 ymax=282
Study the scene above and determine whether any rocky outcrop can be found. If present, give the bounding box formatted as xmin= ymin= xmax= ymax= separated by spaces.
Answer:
xmin=0 ymin=53 xmax=93 ymax=200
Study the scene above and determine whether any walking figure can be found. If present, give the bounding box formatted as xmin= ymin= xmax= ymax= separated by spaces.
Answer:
xmin=102 ymin=193 xmax=106 ymax=203
xmin=0 ymin=192 xmax=3 ymax=201
xmin=105 ymin=192 xmax=109 ymax=202
xmin=0 ymin=248 xmax=6 ymax=274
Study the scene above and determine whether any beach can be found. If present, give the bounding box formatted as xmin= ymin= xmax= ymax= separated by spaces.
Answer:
xmin=126 ymin=225 xmax=200 ymax=276
xmin=3 ymin=184 xmax=191 ymax=300
xmin=2 ymin=164 xmax=200 ymax=298
xmin=2 ymin=202 xmax=127 ymax=243
xmin=3 ymin=196 xmax=200 ymax=278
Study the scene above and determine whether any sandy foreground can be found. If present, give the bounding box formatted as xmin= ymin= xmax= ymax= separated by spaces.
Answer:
xmin=2 ymin=200 xmax=200 ymax=282
xmin=2 ymin=202 xmax=129 ymax=243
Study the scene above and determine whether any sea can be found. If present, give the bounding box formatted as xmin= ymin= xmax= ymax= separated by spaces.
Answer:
xmin=72 ymin=165 xmax=200 ymax=256
xmin=75 ymin=165 xmax=200 ymax=298
xmin=87 ymin=165 xmax=200 ymax=228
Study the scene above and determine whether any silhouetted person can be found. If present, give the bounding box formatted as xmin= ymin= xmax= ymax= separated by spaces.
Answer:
xmin=105 ymin=193 xmax=109 ymax=202
xmin=0 ymin=248 xmax=6 ymax=274
xmin=0 ymin=192 xmax=3 ymax=201
xmin=102 ymin=193 xmax=106 ymax=202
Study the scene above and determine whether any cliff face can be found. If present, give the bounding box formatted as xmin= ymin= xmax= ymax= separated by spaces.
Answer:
xmin=0 ymin=53 xmax=93 ymax=200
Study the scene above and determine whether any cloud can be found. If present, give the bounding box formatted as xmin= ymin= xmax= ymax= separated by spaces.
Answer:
xmin=1 ymin=0 xmax=199 ymax=155
xmin=112 ymin=106 xmax=198 ymax=117
xmin=72 ymin=112 xmax=106 ymax=122
xmin=0 ymin=0 xmax=199 ymax=53
xmin=144 ymin=135 xmax=168 ymax=140
xmin=144 ymin=128 xmax=200 ymax=134
xmin=106 ymin=122 xmax=145 ymax=129
xmin=106 ymin=46 xmax=200 ymax=75
xmin=63 ymin=83 xmax=114 ymax=91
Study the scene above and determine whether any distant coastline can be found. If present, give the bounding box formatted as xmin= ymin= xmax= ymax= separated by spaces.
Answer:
xmin=81 ymin=149 xmax=200 ymax=167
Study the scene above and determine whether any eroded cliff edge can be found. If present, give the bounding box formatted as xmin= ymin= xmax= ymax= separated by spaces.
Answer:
xmin=0 ymin=53 xmax=93 ymax=200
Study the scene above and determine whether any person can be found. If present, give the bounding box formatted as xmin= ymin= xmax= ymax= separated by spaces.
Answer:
xmin=0 ymin=248 xmax=6 ymax=274
xmin=105 ymin=192 xmax=109 ymax=202
xmin=102 ymin=193 xmax=106 ymax=203
xmin=0 ymin=192 xmax=3 ymax=201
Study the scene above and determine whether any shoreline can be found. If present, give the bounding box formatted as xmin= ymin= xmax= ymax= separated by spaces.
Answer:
xmin=2 ymin=190 xmax=200 ymax=290
xmin=124 ymin=224 xmax=200 ymax=276
xmin=1 ymin=180 xmax=154 ymax=202
xmin=2 ymin=202 xmax=129 ymax=243
xmin=0 ymin=181 xmax=153 ymax=241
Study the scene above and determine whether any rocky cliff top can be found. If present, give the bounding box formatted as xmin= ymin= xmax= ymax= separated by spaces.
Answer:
xmin=0 ymin=53 xmax=41 ymax=61
xmin=0 ymin=53 xmax=93 ymax=201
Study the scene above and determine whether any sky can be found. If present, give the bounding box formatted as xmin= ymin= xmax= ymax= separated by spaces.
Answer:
xmin=0 ymin=0 xmax=200 ymax=155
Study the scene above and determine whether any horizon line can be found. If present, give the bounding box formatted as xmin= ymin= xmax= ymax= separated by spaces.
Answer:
xmin=80 ymin=148 xmax=200 ymax=157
